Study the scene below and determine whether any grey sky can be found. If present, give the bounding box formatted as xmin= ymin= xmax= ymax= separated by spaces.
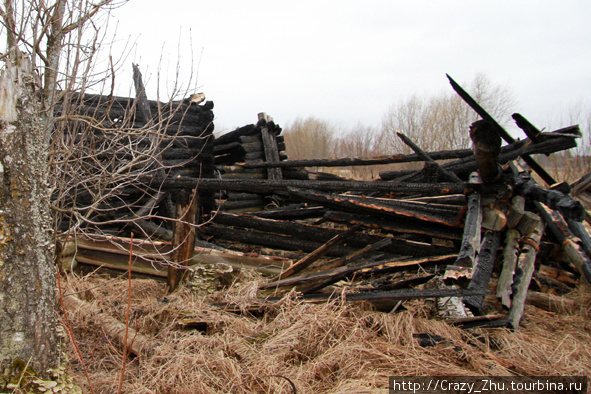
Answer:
xmin=109 ymin=1 xmax=591 ymax=134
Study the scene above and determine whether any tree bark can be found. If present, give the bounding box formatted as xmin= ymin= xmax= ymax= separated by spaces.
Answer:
xmin=0 ymin=52 xmax=59 ymax=381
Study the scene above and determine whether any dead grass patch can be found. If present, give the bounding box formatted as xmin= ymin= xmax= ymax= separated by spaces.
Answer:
xmin=61 ymin=272 xmax=591 ymax=393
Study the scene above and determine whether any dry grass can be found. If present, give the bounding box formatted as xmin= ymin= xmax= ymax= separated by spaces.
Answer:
xmin=61 ymin=272 xmax=591 ymax=394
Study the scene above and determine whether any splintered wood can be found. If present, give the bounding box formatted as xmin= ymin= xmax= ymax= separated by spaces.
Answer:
xmin=61 ymin=76 xmax=591 ymax=331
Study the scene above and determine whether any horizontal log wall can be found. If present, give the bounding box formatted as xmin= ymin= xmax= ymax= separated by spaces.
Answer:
xmin=54 ymin=92 xmax=216 ymax=230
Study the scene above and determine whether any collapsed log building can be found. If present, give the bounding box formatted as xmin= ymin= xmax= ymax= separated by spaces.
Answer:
xmin=57 ymin=72 xmax=591 ymax=330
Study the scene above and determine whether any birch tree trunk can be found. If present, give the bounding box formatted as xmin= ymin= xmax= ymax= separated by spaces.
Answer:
xmin=0 ymin=50 xmax=59 ymax=383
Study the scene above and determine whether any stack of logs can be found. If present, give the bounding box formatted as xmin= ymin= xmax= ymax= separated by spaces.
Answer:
xmin=213 ymin=114 xmax=286 ymax=212
xmin=53 ymin=65 xmax=216 ymax=236
xmin=212 ymin=113 xmax=343 ymax=212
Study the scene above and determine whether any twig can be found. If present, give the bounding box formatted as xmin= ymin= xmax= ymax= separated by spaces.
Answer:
xmin=117 ymin=234 xmax=134 ymax=394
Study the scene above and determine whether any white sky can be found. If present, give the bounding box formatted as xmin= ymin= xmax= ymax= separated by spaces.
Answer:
xmin=108 ymin=1 xmax=591 ymax=134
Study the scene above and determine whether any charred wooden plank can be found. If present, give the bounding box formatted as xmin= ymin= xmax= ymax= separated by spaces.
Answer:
xmin=213 ymin=124 xmax=258 ymax=145
xmin=243 ymin=149 xmax=475 ymax=169
xmin=508 ymin=217 xmax=544 ymax=329
xmin=512 ymin=113 xmax=542 ymax=144
xmin=388 ymin=134 xmax=577 ymax=181
xmin=292 ymin=288 xmax=488 ymax=303
xmin=455 ymin=173 xmax=482 ymax=267
xmin=75 ymin=248 xmax=168 ymax=277
xmin=395 ymin=130 xmax=463 ymax=183
xmin=132 ymin=64 xmax=153 ymax=123
xmin=571 ymin=172 xmax=591 ymax=195
xmin=369 ymin=274 xmax=436 ymax=292
xmin=217 ymin=199 xmax=266 ymax=212
xmin=213 ymin=141 xmax=245 ymax=155
xmin=463 ymin=230 xmax=502 ymax=314
xmin=298 ymin=238 xmax=395 ymax=294
xmin=323 ymin=210 xmax=463 ymax=240
xmin=535 ymin=201 xmax=591 ymax=284
xmin=496 ymin=229 xmax=520 ymax=308
xmin=341 ymin=254 xmax=457 ymax=278
xmin=250 ymin=205 xmax=326 ymax=220
xmin=210 ymin=212 xmax=453 ymax=257
xmin=259 ymin=114 xmax=283 ymax=180
xmin=211 ymin=288 xmax=488 ymax=313
xmin=161 ymin=177 xmax=465 ymax=195
xmin=200 ymin=224 xmax=356 ymax=256
xmin=130 ymin=219 xmax=173 ymax=241
xmin=288 ymin=188 xmax=465 ymax=227
xmin=400 ymin=194 xmax=467 ymax=205
xmin=261 ymin=253 xmax=438 ymax=291
xmin=71 ymin=233 xmax=289 ymax=276
xmin=273 ymin=224 xmax=362 ymax=281
xmin=567 ymin=219 xmax=591 ymax=256
xmin=513 ymin=166 xmax=584 ymax=221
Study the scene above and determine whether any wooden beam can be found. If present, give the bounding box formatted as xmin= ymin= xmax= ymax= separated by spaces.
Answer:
xmin=454 ymin=173 xmax=482 ymax=267
xmin=508 ymin=217 xmax=544 ymax=329
xmin=447 ymin=74 xmax=558 ymax=187
xmin=395 ymin=130 xmax=463 ymax=183
xmin=167 ymin=190 xmax=200 ymax=292
xmin=323 ymin=210 xmax=463 ymax=240
xmin=469 ymin=120 xmax=502 ymax=183
xmin=63 ymin=295 xmax=154 ymax=357
xmin=258 ymin=114 xmax=283 ymax=180
xmin=514 ymin=166 xmax=584 ymax=221
xmin=132 ymin=64 xmax=152 ymax=122
xmin=379 ymin=133 xmax=577 ymax=181
xmin=162 ymin=177 xmax=465 ymax=196
xmin=260 ymin=254 xmax=456 ymax=290
xmin=496 ymin=229 xmax=521 ymax=308
xmin=535 ymin=201 xmax=591 ymax=284
xmin=288 ymin=188 xmax=465 ymax=227
xmin=512 ymin=113 xmax=542 ymax=144
xmin=242 ymin=148 xmax=476 ymax=169
xmin=298 ymin=238 xmax=394 ymax=294
xmin=272 ymin=223 xmax=362 ymax=281
xmin=214 ymin=288 xmax=489 ymax=309
xmin=463 ymin=230 xmax=502 ymax=314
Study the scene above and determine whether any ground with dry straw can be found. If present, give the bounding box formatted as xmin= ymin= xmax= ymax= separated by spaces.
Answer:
xmin=60 ymin=271 xmax=591 ymax=394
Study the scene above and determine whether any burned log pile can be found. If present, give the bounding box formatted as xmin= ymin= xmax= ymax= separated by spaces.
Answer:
xmin=194 ymin=77 xmax=590 ymax=329
xmin=59 ymin=75 xmax=591 ymax=331
xmin=52 ymin=66 xmax=216 ymax=238
xmin=212 ymin=113 xmax=286 ymax=212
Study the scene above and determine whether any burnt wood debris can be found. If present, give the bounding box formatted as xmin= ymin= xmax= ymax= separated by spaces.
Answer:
xmin=55 ymin=71 xmax=591 ymax=330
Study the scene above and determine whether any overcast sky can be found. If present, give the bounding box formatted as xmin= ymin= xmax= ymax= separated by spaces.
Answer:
xmin=108 ymin=1 xmax=591 ymax=134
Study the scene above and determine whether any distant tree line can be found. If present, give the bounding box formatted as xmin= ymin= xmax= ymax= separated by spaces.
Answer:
xmin=283 ymin=74 xmax=590 ymax=182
